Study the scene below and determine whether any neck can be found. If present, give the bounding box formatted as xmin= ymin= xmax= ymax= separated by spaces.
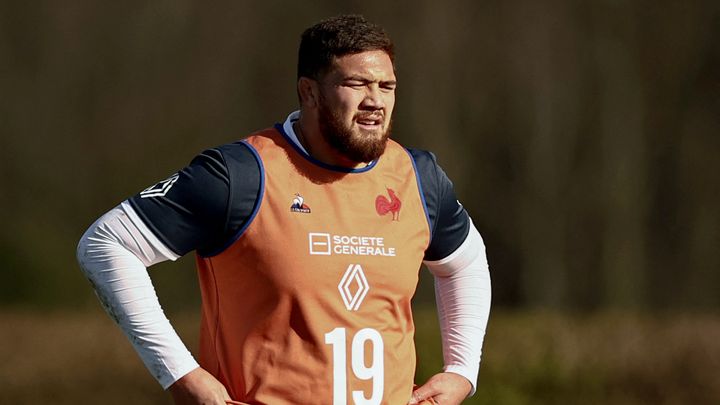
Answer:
xmin=292 ymin=121 xmax=313 ymax=157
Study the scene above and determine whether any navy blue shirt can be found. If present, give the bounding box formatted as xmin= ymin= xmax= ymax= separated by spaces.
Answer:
xmin=129 ymin=136 xmax=469 ymax=260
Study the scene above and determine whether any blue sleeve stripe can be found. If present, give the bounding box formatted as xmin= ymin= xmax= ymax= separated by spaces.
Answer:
xmin=404 ymin=148 xmax=433 ymax=244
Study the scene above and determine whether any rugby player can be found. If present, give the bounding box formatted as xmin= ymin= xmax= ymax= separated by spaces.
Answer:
xmin=77 ymin=14 xmax=491 ymax=405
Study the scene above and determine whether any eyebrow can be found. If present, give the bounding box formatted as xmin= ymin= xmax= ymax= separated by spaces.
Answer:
xmin=342 ymin=75 xmax=397 ymax=86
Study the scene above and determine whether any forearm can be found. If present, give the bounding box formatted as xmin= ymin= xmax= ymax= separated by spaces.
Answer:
xmin=76 ymin=202 xmax=199 ymax=388
xmin=424 ymin=220 xmax=491 ymax=395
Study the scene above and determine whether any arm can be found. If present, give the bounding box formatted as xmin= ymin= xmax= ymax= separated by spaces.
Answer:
xmin=77 ymin=203 xmax=234 ymax=404
xmin=406 ymin=149 xmax=491 ymax=404
xmin=76 ymin=144 xmax=260 ymax=402
xmin=76 ymin=202 xmax=198 ymax=387
xmin=410 ymin=221 xmax=491 ymax=404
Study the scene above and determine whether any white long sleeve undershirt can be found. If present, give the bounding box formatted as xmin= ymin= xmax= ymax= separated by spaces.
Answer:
xmin=424 ymin=221 xmax=491 ymax=395
xmin=76 ymin=202 xmax=197 ymax=389
xmin=76 ymin=202 xmax=491 ymax=392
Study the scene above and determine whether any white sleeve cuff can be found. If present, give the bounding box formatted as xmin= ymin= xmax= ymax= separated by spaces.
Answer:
xmin=76 ymin=203 xmax=198 ymax=389
xmin=424 ymin=220 xmax=491 ymax=396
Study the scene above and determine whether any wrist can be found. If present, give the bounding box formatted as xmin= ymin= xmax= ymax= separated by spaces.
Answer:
xmin=443 ymin=366 xmax=476 ymax=396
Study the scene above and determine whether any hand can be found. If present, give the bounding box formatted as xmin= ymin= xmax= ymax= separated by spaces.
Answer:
xmin=169 ymin=367 xmax=234 ymax=405
xmin=408 ymin=372 xmax=472 ymax=405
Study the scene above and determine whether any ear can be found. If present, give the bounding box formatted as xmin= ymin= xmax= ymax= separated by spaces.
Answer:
xmin=297 ymin=77 xmax=320 ymax=109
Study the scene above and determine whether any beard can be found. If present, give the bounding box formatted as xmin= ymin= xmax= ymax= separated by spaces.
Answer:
xmin=317 ymin=95 xmax=391 ymax=163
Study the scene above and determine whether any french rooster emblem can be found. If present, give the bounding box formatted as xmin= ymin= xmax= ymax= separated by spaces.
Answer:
xmin=375 ymin=188 xmax=401 ymax=220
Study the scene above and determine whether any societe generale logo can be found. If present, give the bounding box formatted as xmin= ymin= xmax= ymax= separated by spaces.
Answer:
xmin=307 ymin=233 xmax=396 ymax=257
xmin=308 ymin=233 xmax=332 ymax=255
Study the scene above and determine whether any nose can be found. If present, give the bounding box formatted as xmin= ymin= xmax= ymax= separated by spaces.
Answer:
xmin=361 ymin=84 xmax=385 ymax=110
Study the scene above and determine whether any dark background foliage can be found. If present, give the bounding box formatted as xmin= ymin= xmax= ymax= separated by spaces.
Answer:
xmin=1 ymin=1 xmax=719 ymax=403
xmin=2 ymin=0 xmax=718 ymax=311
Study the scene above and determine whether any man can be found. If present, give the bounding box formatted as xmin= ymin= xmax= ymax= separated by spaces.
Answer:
xmin=77 ymin=15 xmax=491 ymax=405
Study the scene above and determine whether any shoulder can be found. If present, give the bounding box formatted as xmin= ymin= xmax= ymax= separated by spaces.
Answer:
xmin=127 ymin=139 xmax=264 ymax=257
xmin=405 ymin=147 xmax=436 ymax=164
xmin=405 ymin=147 xmax=444 ymax=194
xmin=404 ymin=147 xmax=471 ymax=261
xmin=206 ymin=139 xmax=265 ymax=185
xmin=214 ymin=140 xmax=261 ymax=165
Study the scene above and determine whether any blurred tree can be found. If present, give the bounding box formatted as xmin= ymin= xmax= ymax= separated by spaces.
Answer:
xmin=0 ymin=0 xmax=718 ymax=311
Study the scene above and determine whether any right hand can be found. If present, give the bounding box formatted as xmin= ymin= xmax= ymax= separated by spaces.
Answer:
xmin=169 ymin=367 xmax=235 ymax=405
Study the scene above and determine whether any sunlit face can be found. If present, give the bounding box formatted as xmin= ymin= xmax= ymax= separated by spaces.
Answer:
xmin=316 ymin=50 xmax=396 ymax=163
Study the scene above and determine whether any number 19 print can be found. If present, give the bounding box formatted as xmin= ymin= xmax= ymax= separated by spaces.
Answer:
xmin=325 ymin=327 xmax=384 ymax=405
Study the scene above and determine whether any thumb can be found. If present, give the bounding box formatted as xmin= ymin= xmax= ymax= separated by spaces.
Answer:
xmin=408 ymin=382 xmax=438 ymax=404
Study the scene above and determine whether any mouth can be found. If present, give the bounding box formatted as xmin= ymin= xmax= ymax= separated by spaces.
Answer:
xmin=355 ymin=114 xmax=384 ymax=130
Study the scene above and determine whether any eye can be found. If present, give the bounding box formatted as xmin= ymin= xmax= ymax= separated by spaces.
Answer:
xmin=344 ymin=80 xmax=366 ymax=88
xmin=380 ymin=82 xmax=396 ymax=92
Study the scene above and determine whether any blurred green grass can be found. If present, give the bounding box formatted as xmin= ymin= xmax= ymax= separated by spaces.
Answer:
xmin=1 ymin=309 xmax=718 ymax=404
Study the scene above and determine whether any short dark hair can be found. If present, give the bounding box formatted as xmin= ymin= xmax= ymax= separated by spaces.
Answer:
xmin=297 ymin=15 xmax=394 ymax=80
